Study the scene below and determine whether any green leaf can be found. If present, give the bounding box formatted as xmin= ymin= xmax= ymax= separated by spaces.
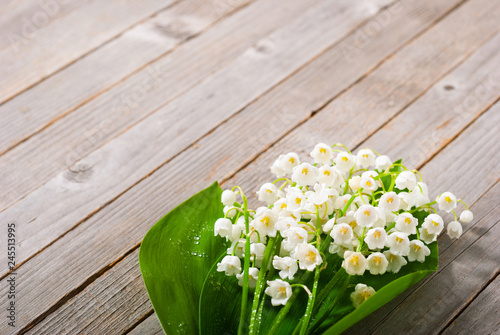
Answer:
xmin=139 ymin=181 xmax=226 ymax=335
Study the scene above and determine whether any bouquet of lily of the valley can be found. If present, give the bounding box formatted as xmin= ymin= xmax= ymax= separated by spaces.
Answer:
xmin=139 ymin=143 xmax=473 ymax=335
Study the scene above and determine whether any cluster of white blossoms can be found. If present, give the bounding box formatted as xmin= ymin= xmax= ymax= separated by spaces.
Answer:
xmin=214 ymin=143 xmax=473 ymax=309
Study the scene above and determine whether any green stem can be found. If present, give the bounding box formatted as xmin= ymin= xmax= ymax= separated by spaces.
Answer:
xmin=299 ymin=266 xmax=321 ymax=335
xmin=307 ymin=275 xmax=351 ymax=333
xmin=248 ymin=237 xmax=277 ymax=335
xmin=267 ymin=288 xmax=301 ymax=335
xmin=238 ymin=194 xmax=251 ymax=335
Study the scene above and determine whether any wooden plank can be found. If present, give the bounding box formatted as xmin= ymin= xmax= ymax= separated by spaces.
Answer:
xmin=0 ymin=0 xmax=326 ymax=213
xmin=9 ymin=0 xmax=500 ymax=332
xmin=441 ymin=273 xmax=500 ymax=335
xmin=0 ymin=0 xmax=395 ymax=277
xmin=128 ymin=313 xmax=163 ymax=335
xmin=348 ymin=104 xmax=500 ymax=334
xmin=25 ymin=249 xmax=155 ymax=334
xmin=0 ymin=0 xmax=176 ymax=104
xmin=0 ymin=0 xmax=254 ymax=156
xmin=0 ymin=0 xmax=91 ymax=51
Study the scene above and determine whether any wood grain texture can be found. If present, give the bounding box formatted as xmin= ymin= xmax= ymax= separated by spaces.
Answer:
xmin=15 ymin=0 xmax=500 ymax=332
xmin=0 ymin=0 xmax=394 ymax=277
xmin=0 ymin=0 xmax=326 ymax=214
xmin=0 ymin=0 xmax=91 ymax=51
xmin=0 ymin=0 xmax=175 ymax=104
xmin=25 ymin=249 xmax=155 ymax=335
xmin=128 ymin=313 xmax=163 ymax=335
xmin=442 ymin=273 xmax=500 ymax=335
xmin=0 ymin=0 xmax=254 ymax=156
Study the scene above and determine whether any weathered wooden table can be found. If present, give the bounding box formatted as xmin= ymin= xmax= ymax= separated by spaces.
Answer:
xmin=0 ymin=0 xmax=499 ymax=334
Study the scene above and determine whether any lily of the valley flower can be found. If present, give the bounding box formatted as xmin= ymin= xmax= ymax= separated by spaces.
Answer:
xmin=408 ymin=240 xmax=431 ymax=262
xmin=272 ymin=256 xmax=298 ymax=280
xmin=292 ymin=244 xmax=323 ymax=271
xmin=350 ymin=283 xmax=376 ymax=308
xmin=217 ymin=255 xmax=242 ymax=276
xmin=384 ymin=250 xmax=407 ymax=273
xmin=236 ymin=267 xmax=259 ymax=288
xmin=221 ymin=189 xmax=237 ymax=206
xmin=386 ymin=232 xmax=410 ymax=256
xmin=436 ymin=192 xmax=457 ymax=212
xmin=367 ymin=252 xmax=388 ymax=275
xmin=459 ymin=210 xmax=474 ymax=223
xmin=422 ymin=213 xmax=444 ymax=235
xmin=310 ymin=142 xmax=333 ymax=164
xmin=292 ymin=163 xmax=318 ymax=186
xmin=364 ymin=227 xmax=387 ymax=250
xmin=395 ymin=212 xmax=418 ymax=235
xmin=447 ymin=220 xmax=463 ymax=239
xmin=379 ymin=191 xmax=400 ymax=212
xmin=342 ymin=251 xmax=367 ymax=276
xmin=355 ymin=204 xmax=378 ymax=227
xmin=265 ymin=279 xmax=292 ymax=306
xmin=395 ymin=171 xmax=417 ymax=191
xmin=257 ymin=182 xmax=279 ymax=206
xmin=330 ymin=223 xmax=354 ymax=246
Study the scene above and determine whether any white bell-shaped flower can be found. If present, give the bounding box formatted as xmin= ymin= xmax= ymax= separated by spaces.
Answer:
xmin=364 ymin=227 xmax=387 ymax=250
xmin=422 ymin=213 xmax=444 ymax=235
xmin=355 ymin=204 xmax=377 ymax=227
xmin=379 ymin=191 xmax=400 ymax=212
xmin=350 ymin=283 xmax=376 ymax=308
xmin=291 ymin=244 xmax=323 ymax=271
xmin=276 ymin=217 xmax=299 ymax=232
xmin=217 ymin=255 xmax=241 ymax=276
xmin=285 ymin=187 xmax=306 ymax=210
xmin=375 ymin=155 xmax=392 ymax=170
xmin=282 ymin=227 xmax=308 ymax=251
xmin=227 ymin=238 xmax=246 ymax=258
xmin=214 ymin=218 xmax=233 ymax=239
xmin=395 ymin=171 xmax=417 ymax=190
xmin=257 ymin=182 xmax=279 ymax=206
xmin=249 ymin=243 xmax=266 ymax=267
xmin=419 ymin=227 xmax=438 ymax=244
xmin=395 ymin=213 xmax=418 ymax=235
xmin=459 ymin=210 xmax=473 ymax=224
xmin=367 ymin=252 xmax=388 ymax=275
xmin=317 ymin=165 xmax=339 ymax=187
xmin=221 ymin=190 xmax=237 ymax=206
xmin=408 ymin=240 xmax=431 ymax=262
xmin=272 ymin=256 xmax=298 ymax=280
xmin=236 ymin=267 xmax=259 ymax=288
xmin=436 ymin=192 xmax=457 ymax=212
xmin=253 ymin=209 xmax=278 ymax=237
xmin=265 ymin=279 xmax=292 ymax=306
xmin=398 ymin=192 xmax=414 ymax=211
xmin=334 ymin=152 xmax=355 ymax=172
xmin=330 ymin=223 xmax=354 ymax=246
xmin=356 ymin=149 xmax=376 ymax=169
xmin=383 ymin=251 xmax=407 ymax=273
xmin=279 ymin=152 xmax=301 ymax=174
xmin=386 ymin=232 xmax=410 ymax=256
xmin=447 ymin=220 xmax=463 ymax=239
xmin=342 ymin=251 xmax=367 ymax=276
xmin=292 ymin=163 xmax=318 ymax=186
xmin=310 ymin=143 xmax=333 ymax=165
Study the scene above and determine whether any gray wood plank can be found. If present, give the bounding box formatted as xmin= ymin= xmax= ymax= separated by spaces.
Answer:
xmin=0 ymin=0 xmax=254 ymax=156
xmin=128 ymin=313 xmax=163 ymax=335
xmin=0 ymin=0 xmax=326 ymax=214
xmin=442 ymin=274 xmax=500 ymax=335
xmin=0 ymin=0 xmax=91 ymax=51
xmin=14 ymin=0 xmax=500 ymax=332
xmin=0 ymin=0 xmax=176 ymax=104
xmin=0 ymin=0 xmax=395 ymax=277
xmin=23 ymin=249 xmax=155 ymax=334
